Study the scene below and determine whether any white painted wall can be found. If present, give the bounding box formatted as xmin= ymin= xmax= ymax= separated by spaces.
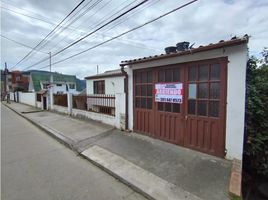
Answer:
xmin=9 ymin=92 xmax=15 ymax=101
xmin=126 ymin=44 xmax=248 ymax=161
xmin=86 ymin=76 xmax=124 ymax=95
xmin=18 ymin=92 xmax=36 ymax=107
xmin=53 ymin=105 xmax=69 ymax=115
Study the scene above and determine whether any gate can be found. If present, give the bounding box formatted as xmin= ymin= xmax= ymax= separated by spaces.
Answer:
xmin=133 ymin=57 xmax=227 ymax=157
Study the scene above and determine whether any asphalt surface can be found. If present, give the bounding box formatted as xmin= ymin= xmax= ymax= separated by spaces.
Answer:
xmin=1 ymin=105 xmax=147 ymax=200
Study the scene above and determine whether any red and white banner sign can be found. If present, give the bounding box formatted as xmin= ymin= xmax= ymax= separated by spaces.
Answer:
xmin=155 ymin=82 xmax=183 ymax=104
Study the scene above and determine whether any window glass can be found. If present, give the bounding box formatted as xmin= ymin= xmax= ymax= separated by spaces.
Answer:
xmin=135 ymin=85 xmax=140 ymax=96
xmin=69 ymin=84 xmax=75 ymax=89
xmin=210 ymin=64 xmax=220 ymax=80
xmin=158 ymin=70 xmax=165 ymax=82
xmin=209 ymin=101 xmax=219 ymax=117
xmin=188 ymin=66 xmax=197 ymax=81
xmin=165 ymin=69 xmax=173 ymax=82
xmin=188 ymin=100 xmax=196 ymax=114
xmin=165 ymin=103 xmax=172 ymax=112
xmin=210 ymin=82 xmax=220 ymax=99
xmin=93 ymin=80 xmax=105 ymax=94
xmin=135 ymin=98 xmax=140 ymax=108
xmin=198 ymin=83 xmax=208 ymax=98
xmin=56 ymin=84 xmax=62 ymax=86
xmin=199 ymin=65 xmax=209 ymax=81
xmin=141 ymin=72 xmax=147 ymax=83
xmin=188 ymin=84 xmax=197 ymax=99
xmin=147 ymin=85 xmax=152 ymax=97
xmin=147 ymin=98 xmax=152 ymax=109
xmin=173 ymin=104 xmax=180 ymax=113
xmin=147 ymin=71 xmax=152 ymax=83
xmin=136 ymin=72 xmax=141 ymax=83
xmin=158 ymin=102 xmax=164 ymax=111
xmin=141 ymin=85 xmax=146 ymax=96
xmin=173 ymin=68 xmax=180 ymax=82
xmin=141 ymin=98 xmax=147 ymax=108
xmin=197 ymin=100 xmax=207 ymax=116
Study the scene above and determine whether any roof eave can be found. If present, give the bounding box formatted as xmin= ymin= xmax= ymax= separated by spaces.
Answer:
xmin=85 ymin=73 xmax=124 ymax=80
xmin=120 ymin=37 xmax=249 ymax=66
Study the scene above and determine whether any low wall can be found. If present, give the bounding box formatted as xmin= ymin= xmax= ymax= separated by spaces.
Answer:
xmin=18 ymin=92 xmax=36 ymax=106
xmin=36 ymin=101 xmax=42 ymax=109
xmin=72 ymin=108 xmax=116 ymax=128
xmin=53 ymin=104 xmax=68 ymax=115
xmin=9 ymin=92 xmax=15 ymax=101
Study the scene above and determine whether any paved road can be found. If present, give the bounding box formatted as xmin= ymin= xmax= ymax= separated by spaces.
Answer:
xmin=1 ymin=105 xmax=146 ymax=200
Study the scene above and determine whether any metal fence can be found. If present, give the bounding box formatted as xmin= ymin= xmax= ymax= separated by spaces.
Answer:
xmin=54 ymin=94 xmax=67 ymax=107
xmin=73 ymin=94 xmax=115 ymax=116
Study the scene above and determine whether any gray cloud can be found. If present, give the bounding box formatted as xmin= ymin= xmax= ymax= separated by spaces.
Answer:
xmin=1 ymin=0 xmax=268 ymax=79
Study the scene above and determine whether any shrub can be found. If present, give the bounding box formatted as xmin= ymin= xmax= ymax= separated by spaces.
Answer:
xmin=244 ymin=49 xmax=268 ymax=177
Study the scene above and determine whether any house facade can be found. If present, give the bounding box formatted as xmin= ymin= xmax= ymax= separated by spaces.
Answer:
xmin=84 ymin=69 xmax=125 ymax=128
xmin=85 ymin=69 xmax=125 ymax=95
xmin=28 ymin=71 xmax=78 ymax=94
xmin=27 ymin=71 xmax=79 ymax=110
xmin=120 ymin=35 xmax=249 ymax=161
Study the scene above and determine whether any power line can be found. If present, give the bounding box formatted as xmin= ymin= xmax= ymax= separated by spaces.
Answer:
xmin=48 ymin=0 xmax=114 ymax=52
xmin=37 ymin=0 xmax=199 ymax=69
xmin=52 ymin=0 xmax=149 ymax=57
xmin=1 ymin=6 xmax=55 ymax=25
xmin=102 ymin=0 xmax=161 ymax=34
xmin=1 ymin=34 xmax=47 ymax=54
xmin=22 ymin=0 xmax=148 ymax=70
xmin=40 ymin=0 xmax=104 ymax=52
xmin=10 ymin=0 xmax=86 ymax=70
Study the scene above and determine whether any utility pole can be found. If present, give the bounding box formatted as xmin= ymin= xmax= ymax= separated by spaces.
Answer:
xmin=97 ymin=65 xmax=99 ymax=74
xmin=4 ymin=62 xmax=8 ymax=93
xmin=49 ymin=52 xmax=53 ymax=110
xmin=49 ymin=52 xmax=52 ymax=73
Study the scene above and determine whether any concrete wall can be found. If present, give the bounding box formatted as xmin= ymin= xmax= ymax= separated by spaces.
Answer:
xmin=86 ymin=76 xmax=124 ymax=95
xmin=9 ymin=92 xmax=15 ymax=101
xmin=53 ymin=105 xmax=69 ymax=115
xmin=18 ymin=92 xmax=36 ymax=107
xmin=126 ymin=44 xmax=248 ymax=161
xmin=72 ymin=93 xmax=125 ymax=129
xmin=36 ymin=101 xmax=42 ymax=109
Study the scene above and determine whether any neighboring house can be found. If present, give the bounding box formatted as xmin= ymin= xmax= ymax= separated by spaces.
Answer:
xmin=28 ymin=71 xmax=78 ymax=94
xmin=27 ymin=71 xmax=80 ymax=110
xmin=6 ymin=70 xmax=29 ymax=92
xmin=119 ymin=35 xmax=249 ymax=162
xmin=85 ymin=69 xmax=124 ymax=95
xmin=84 ymin=69 xmax=125 ymax=116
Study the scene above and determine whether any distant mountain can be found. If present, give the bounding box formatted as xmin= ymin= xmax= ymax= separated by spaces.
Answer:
xmin=76 ymin=78 xmax=86 ymax=91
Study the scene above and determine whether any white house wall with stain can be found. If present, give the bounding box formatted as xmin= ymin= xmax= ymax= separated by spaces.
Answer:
xmin=120 ymin=35 xmax=249 ymax=161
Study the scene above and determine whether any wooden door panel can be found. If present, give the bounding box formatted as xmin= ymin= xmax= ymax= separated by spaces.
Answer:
xmin=134 ymin=110 xmax=154 ymax=135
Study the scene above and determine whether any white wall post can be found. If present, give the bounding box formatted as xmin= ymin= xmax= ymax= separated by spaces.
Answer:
xmin=67 ymin=93 xmax=72 ymax=115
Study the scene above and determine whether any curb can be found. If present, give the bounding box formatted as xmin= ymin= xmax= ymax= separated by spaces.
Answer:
xmin=229 ymin=158 xmax=242 ymax=198
xmin=79 ymin=152 xmax=155 ymax=200
xmin=3 ymin=103 xmax=155 ymax=200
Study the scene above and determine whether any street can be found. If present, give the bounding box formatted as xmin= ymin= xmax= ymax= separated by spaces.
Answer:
xmin=1 ymin=105 xmax=146 ymax=200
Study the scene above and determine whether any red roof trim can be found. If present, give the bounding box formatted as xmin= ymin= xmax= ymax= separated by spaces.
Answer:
xmin=120 ymin=36 xmax=249 ymax=66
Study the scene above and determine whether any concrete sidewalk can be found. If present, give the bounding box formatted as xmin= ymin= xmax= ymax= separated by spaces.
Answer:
xmin=3 ymin=102 xmax=232 ymax=200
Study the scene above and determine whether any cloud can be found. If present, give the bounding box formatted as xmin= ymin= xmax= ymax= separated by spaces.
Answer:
xmin=1 ymin=0 xmax=268 ymax=79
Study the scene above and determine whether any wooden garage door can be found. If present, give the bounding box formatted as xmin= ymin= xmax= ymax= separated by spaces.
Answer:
xmin=133 ymin=57 xmax=227 ymax=157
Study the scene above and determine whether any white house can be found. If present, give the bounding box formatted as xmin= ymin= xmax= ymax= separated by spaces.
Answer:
xmin=28 ymin=71 xmax=79 ymax=110
xmin=85 ymin=69 xmax=125 ymax=95
xmin=119 ymin=35 xmax=249 ymax=161
xmin=81 ymin=69 xmax=125 ymax=129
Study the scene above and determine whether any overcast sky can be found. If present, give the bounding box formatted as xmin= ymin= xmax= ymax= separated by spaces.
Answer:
xmin=1 ymin=0 xmax=268 ymax=79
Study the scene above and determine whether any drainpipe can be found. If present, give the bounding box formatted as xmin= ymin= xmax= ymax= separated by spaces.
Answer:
xmin=121 ymin=65 xmax=128 ymax=131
